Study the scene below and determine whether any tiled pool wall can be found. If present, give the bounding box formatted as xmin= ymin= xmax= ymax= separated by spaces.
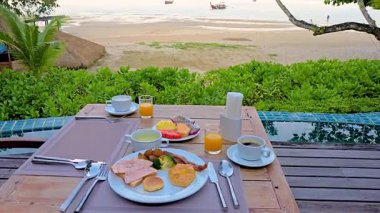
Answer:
xmin=0 ymin=116 xmax=71 ymax=138
xmin=0 ymin=112 xmax=379 ymax=143
xmin=258 ymin=112 xmax=380 ymax=125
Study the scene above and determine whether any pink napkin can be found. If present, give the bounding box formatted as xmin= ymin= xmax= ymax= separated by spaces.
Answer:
xmin=16 ymin=118 xmax=139 ymax=177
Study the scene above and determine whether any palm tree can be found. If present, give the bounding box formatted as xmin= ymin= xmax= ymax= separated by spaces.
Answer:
xmin=0 ymin=5 xmax=63 ymax=75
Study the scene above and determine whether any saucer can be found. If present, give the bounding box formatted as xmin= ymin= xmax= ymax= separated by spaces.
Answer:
xmin=226 ymin=144 xmax=276 ymax=168
xmin=105 ymin=102 xmax=138 ymax=116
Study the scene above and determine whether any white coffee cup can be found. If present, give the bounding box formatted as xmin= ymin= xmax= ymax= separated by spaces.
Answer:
xmin=106 ymin=95 xmax=131 ymax=112
xmin=125 ymin=129 xmax=169 ymax=152
xmin=237 ymin=135 xmax=271 ymax=161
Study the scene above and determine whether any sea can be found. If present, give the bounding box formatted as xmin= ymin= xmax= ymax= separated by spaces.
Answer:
xmin=53 ymin=0 xmax=380 ymax=30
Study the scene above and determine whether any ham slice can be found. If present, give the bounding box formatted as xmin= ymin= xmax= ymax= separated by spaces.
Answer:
xmin=111 ymin=158 xmax=152 ymax=174
xmin=111 ymin=158 xmax=157 ymax=185
xmin=124 ymin=167 xmax=157 ymax=184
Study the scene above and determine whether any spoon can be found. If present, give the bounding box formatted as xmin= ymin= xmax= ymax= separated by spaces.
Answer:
xmin=219 ymin=160 xmax=239 ymax=209
xmin=59 ymin=162 xmax=101 ymax=212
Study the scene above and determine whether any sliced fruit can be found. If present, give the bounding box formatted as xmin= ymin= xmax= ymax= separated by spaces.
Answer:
xmin=160 ymin=130 xmax=182 ymax=139
xmin=167 ymin=131 xmax=182 ymax=139
xmin=156 ymin=120 xmax=177 ymax=131
xmin=176 ymin=123 xmax=191 ymax=137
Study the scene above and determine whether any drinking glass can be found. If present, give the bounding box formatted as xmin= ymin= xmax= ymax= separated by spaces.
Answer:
xmin=204 ymin=124 xmax=223 ymax=154
xmin=139 ymin=95 xmax=154 ymax=119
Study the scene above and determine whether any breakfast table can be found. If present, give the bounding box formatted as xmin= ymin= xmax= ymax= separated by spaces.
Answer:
xmin=0 ymin=104 xmax=299 ymax=213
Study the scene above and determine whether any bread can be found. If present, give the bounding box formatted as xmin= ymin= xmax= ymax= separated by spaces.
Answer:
xmin=116 ymin=173 xmax=124 ymax=179
xmin=168 ymin=164 xmax=196 ymax=187
xmin=143 ymin=176 xmax=164 ymax=192
xmin=129 ymin=178 xmax=143 ymax=187
xmin=128 ymin=172 xmax=159 ymax=188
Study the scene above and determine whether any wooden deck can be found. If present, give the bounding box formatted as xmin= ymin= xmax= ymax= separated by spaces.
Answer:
xmin=273 ymin=142 xmax=380 ymax=213
xmin=1 ymin=141 xmax=380 ymax=212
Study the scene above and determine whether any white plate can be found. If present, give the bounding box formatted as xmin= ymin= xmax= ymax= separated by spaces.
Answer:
xmin=153 ymin=124 xmax=201 ymax=142
xmin=108 ymin=148 xmax=208 ymax=204
xmin=105 ymin=102 xmax=138 ymax=116
xmin=227 ymin=144 xmax=276 ymax=168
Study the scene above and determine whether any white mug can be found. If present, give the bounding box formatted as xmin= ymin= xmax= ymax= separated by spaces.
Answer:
xmin=125 ymin=129 xmax=169 ymax=152
xmin=106 ymin=95 xmax=131 ymax=112
xmin=237 ymin=135 xmax=271 ymax=161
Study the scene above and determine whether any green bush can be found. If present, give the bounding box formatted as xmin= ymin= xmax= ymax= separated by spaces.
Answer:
xmin=0 ymin=59 xmax=379 ymax=120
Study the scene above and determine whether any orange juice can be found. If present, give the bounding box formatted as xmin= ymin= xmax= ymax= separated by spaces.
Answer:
xmin=139 ymin=103 xmax=153 ymax=118
xmin=204 ymin=132 xmax=223 ymax=154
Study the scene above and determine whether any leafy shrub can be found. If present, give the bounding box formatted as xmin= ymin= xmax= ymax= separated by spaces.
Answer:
xmin=0 ymin=59 xmax=379 ymax=120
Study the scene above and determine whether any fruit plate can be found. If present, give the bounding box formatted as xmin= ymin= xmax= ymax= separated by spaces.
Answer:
xmin=153 ymin=124 xmax=201 ymax=142
xmin=108 ymin=148 xmax=208 ymax=204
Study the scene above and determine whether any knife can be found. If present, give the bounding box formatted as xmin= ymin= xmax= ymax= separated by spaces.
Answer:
xmin=208 ymin=162 xmax=228 ymax=211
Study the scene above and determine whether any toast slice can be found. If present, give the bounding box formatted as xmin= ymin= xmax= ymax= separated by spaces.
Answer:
xmin=128 ymin=178 xmax=143 ymax=187
xmin=127 ymin=172 xmax=158 ymax=187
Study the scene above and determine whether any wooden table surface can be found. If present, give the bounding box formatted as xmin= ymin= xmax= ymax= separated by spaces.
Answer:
xmin=0 ymin=105 xmax=299 ymax=213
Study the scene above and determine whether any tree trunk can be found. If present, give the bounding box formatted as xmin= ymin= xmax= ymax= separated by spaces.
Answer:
xmin=358 ymin=0 xmax=377 ymax=27
xmin=275 ymin=0 xmax=380 ymax=41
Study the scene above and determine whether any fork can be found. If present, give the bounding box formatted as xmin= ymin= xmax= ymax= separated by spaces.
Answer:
xmin=74 ymin=163 xmax=108 ymax=212
xmin=32 ymin=158 xmax=90 ymax=170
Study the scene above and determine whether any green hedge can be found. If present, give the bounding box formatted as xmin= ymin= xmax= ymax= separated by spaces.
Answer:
xmin=0 ymin=59 xmax=379 ymax=120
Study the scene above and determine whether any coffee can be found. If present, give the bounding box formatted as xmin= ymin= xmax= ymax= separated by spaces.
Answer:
xmin=242 ymin=141 xmax=261 ymax=147
xmin=237 ymin=135 xmax=268 ymax=161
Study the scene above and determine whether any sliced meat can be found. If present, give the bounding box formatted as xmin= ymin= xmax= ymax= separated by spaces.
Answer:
xmin=167 ymin=152 xmax=190 ymax=164
xmin=111 ymin=158 xmax=152 ymax=174
xmin=124 ymin=167 xmax=157 ymax=184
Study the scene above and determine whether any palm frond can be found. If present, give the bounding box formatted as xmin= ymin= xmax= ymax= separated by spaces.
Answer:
xmin=0 ymin=6 xmax=26 ymax=46
xmin=0 ymin=5 xmax=64 ymax=74
xmin=39 ymin=18 xmax=61 ymax=43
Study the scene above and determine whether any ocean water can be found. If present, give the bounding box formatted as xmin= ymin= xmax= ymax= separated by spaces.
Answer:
xmin=54 ymin=0 xmax=380 ymax=29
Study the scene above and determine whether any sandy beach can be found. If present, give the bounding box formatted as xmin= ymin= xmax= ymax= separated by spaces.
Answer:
xmin=61 ymin=19 xmax=380 ymax=73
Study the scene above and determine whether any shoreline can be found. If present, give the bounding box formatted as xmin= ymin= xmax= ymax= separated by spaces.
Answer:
xmin=60 ymin=19 xmax=380 ymax=73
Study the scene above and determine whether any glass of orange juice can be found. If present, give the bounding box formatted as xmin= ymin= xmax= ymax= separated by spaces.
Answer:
xmin=204 ymin=124 xmax=223 ymax=154
xmin=139 ymin=95 xmax=154 ymax=119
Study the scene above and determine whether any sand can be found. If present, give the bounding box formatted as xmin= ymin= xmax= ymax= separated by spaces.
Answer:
xmin=61 ymin=20 xmax=380 ymax=73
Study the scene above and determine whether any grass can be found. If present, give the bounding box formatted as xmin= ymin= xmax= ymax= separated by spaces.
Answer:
xmin=147 ymin=41 xmax=162 ymax=48
xmin=170 ymin=42 xmax=242 ymax=49
xmin=268 ymin=53 xmax=278 ymax=57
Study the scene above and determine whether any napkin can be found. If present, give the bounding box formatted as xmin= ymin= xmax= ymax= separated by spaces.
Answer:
xmin=15 ymin=118 xmax=140 ymax=177
xmin=226 ymin=92 xmax=243 ymax=119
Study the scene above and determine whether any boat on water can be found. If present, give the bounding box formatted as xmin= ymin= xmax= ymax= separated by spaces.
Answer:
xmin=210 ymin=1 xmax=226 ymax=9
xmin=165 ymin=0 xmax=174 ymax=4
